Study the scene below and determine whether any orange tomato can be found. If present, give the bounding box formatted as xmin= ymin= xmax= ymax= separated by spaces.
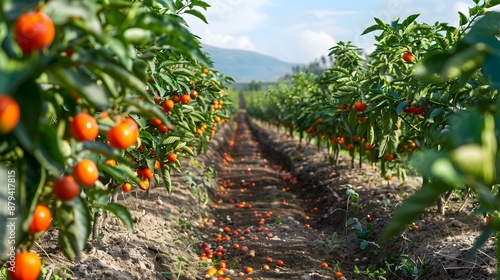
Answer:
xmin=158 ymin=124 xmax=169 ymax=133
xmin=244 ymin=266 xmax=253 ymax=274
xmin=14 ymin=11 xmax=55 ymax=54
xmin=402 ymin=52 xmax=415 ymax=62
xmin=104 ymin=159 xmax=117 ymax=167
xmin=8 ymin=252 xmax=42 ymax=280
xmin=142 ymin=168 xmax=154 ymax=179
xmin=167 ymin=153 xmax=177 ymax=163
xmin=0 ymin=95 xmax=20 ymax=135
xmin=121 ymin=182 xmax=132 ymax=192
xmin=180 ymin=94 xmax=191 ymax=104
xmin=53 ymin=176 xmax=80 ymax=201
xmin=70 ymin=113 xmax=98 ymax=142
xmin=72 ymin=159 xmax=99 ymax=187
xmin=138 ymin=179 xmax=150 ymax=191
xmin=151 ymin=117 xmax=162 ymax=126
xmin=172 ymin=94 xmax=181 ymax=103
xmin=353 ymin=101 xmax=368 ymax=112
xmin=107 ymin=118 xmax=138 ymax=149
xmin=28 ymin=205 xmax=52 ymax=234
xmin=163 ymin=100 xmax=175 ymax=112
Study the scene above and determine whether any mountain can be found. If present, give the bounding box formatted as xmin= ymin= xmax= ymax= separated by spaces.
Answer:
xmin=201 ymin=45 xmax=299 ymax=82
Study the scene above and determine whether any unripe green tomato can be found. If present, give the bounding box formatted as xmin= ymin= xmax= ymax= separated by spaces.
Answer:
xmin=123 ymin=28 xmax=152 ymax=47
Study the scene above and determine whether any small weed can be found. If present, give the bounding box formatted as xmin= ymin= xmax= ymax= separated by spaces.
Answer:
xmin=314 ymin=232 xmax=341 ymax=254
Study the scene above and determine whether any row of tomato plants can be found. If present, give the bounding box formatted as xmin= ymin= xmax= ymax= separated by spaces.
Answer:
xmin=0 ymin=1 xmax=238 ymax=279
xmin=244 ymin=0 xmax=500 ymax=273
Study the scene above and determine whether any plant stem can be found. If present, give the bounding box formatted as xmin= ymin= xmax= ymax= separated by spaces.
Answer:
xmin=345 ymin=196 xmax=351 ymax=265
xmin=92 ymin=209 xmax=101 ymax=241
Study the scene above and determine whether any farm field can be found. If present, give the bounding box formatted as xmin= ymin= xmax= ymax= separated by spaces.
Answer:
xmin=17 ymin=111 xmax=497 ymax=279
xmin=2 ymin=0 xmax=500 ymax=280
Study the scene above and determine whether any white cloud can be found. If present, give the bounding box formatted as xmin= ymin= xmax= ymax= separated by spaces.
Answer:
xmin=294 ymin=30 xmax=336 ymax=62
xmin=193 ymin=0 xmax=271 ymax=33
xmin=186 ymin=0 xmax=269 ymax=56
xmin=194 ymin=28 xmax=257 ymax=51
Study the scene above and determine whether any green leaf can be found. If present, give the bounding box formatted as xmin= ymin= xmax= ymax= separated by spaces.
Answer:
xmin=486 ymin=0 xmax=500 ymax=8
xmin=0 ymin=50 xmax=34 ymax=93
xmin=414 ymin=50 xmax=453 ymax=82
xmin=162 ymin=166 xmax=172 ymax=193
xmin=124 ymin=28 xmax=152 ymax=47
xmin=429 ymin=109 xmax=444 ymax=118
xmin=367 ymin=126 xmax=375 ymax=145
xmin=465 ymin=228 xmax=495 ymax=261
xmin=2 ymin=0 xmax=38 ymax=20
xmin=382 ymin=180 xmax=452 ymax=241
xmin=161 ymin=0 xmax=177 ymax=12
xmin=33 ymin=124 xmax=66 ymax=176
xmin=184 ymin=9 xmax=208 ymax=24
xmin=181 ymin=145 xmax=195 ymax=156
xmin=47 ymin=67 xmax=109 ymax=110
xmin=163 ymin=136 xmax=180 ymax=145
xmin=361 ymin=24 xmax=383 ymax=36
xmin=80 ymin=53 xmax=148 ymax=99
xmin=378 ymin=134 xmax=390 ymax=157
xmin=12 ymin=80 xmax=43 ymax=152
xmin=457 ymin=114 xmax=498 ymax=185
xmin=174 ymin=141 xmax=186 ymax=151
xmin=18 ymin=154 xmax=46 ymax=232
xmin=102 ymin=163 xmax=142 ymax=186
xmin=374 ymin=17 xmax=387 ymax=29
xmin=483 ymin=53 xmax=500 ymax=90
xmin=126 ymin=98 xmax=170 ymax=126
xmin=46 ymin=1 xmax=96 ymax=25
xmin=357 ymin=118 xmax=370 ymax=137
xmin=458 ymin=11 xmax=468 ymax=26
xmin=430 ymin=157 xmax=464 ymax=186
xmin=450 ymin=145 xmax=494 ymax=184
xmin=348 ymin=110 xmax=358 ymax=127
xmin=101 ymin=203 xmax=133 ymax=231
xmin=82 ymin=141 xmax=133 ymax=166
xmin=380 ymin=109 xmax=396 ymax=134
xmin=441 ymin=43 xmax=494 ymax=83
xmin=57 ymin=197 xmax=92 ymax=261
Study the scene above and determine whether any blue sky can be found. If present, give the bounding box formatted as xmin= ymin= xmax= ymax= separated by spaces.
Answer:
xmin=186 ymin=0 xmax=482 ymax=64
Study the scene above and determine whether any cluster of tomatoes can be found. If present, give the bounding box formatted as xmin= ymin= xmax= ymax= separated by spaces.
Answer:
xmin=0 ymin=9 xmax=54 ymax=136
xmin=1 ymin=3 xmax=236 ymax=279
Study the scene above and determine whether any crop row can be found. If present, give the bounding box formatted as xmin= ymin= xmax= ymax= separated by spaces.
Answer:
xmin=0 ymin=1 xmax=237 ymax=279
xmin=244 ymin=0 xmax=500 ymax=273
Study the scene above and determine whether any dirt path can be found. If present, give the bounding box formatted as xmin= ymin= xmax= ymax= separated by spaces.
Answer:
xmin=196 ymin=113 xmax=338 ymax=279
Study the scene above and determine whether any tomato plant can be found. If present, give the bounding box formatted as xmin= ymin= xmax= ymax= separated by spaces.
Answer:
xmin=244 ymin=0 xmax=500 ymax=275
xmin=0 ymin=0 xmax=236 ymax=269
